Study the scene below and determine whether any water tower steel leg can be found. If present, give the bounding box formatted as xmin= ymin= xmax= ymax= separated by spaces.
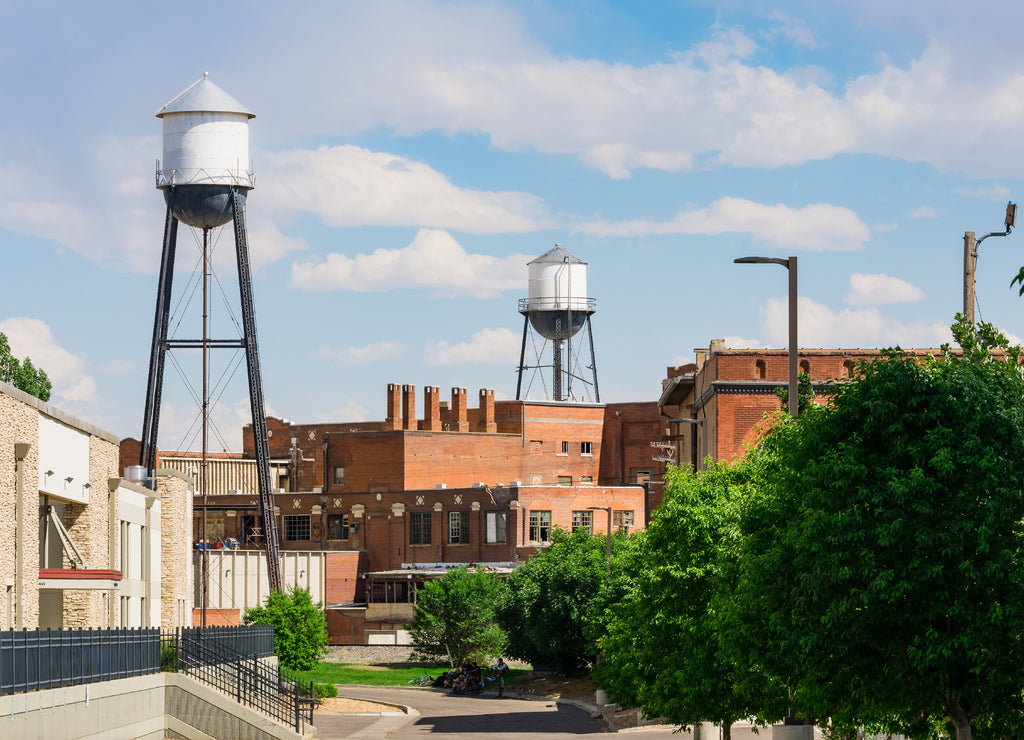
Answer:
xmin=515 ymin=315 xmax=529 ymax=400
xmin=140 ymin=195 xmax=179 ymax=487
xmin=553 ymin=315 xmax=563 ymax=402
xmin=586 ymin=314 xmax=599 ymax=403
xmin=231 ymin=188 xmax=282 ymax=592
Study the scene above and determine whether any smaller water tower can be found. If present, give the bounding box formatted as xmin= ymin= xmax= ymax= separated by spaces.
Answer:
xmin=516 ymin=245 xmax=599 ymax=402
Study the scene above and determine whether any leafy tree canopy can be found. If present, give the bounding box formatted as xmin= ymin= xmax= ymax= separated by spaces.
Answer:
xmin=408 ymin=566 xmax=506 ymax=667
xmin=496 ymin=527 xmax=628 ymax=675
xmin=596 ymin=462 xmax=786 ymax=737
xmin=0 ymin=332 xmax=52 ymax=402
xmin=243 ymin=587 xmax=329 ymax=671
xmin=733 ymin=317 xmax=1024 ymax=739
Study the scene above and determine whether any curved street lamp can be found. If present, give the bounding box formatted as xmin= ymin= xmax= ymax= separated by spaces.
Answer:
xmin=734 ymin=256 xmax=798 ymax=418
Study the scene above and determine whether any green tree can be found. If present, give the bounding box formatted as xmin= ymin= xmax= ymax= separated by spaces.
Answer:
xmin=408 ymin=566 xmax=506 ymax=667
xmin=773 ymin=370 xmax=818 ymax=415
xmin=595 ymin=462 xmax=785 ymax=738
xmin=495 ymin=527 xmax=620 ymax=675
xmin=0 ymin=332 xmax=52 ymax=401
xmin=732 ymin=319 xmax=1024 ymax=739
xmin=243 ymin=587 xmax=329 ymax=671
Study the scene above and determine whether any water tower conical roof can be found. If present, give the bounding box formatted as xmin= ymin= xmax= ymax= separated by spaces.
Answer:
xmin=529 ymin=245 xmax=585 ymax=265
xmin=156 ymin=74 xmax=254 ymax=119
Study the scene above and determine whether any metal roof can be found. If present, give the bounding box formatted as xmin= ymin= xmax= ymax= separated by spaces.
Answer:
xmin=528 ymin=244 xmax=585 ymax=265
xmin=156 ymin=73 xmax=255 ymax=118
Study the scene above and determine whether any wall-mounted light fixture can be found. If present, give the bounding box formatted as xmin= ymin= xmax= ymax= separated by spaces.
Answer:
xmin=83 ymin=483 xmax=91 ymax=489
xmin=65 ymin=476 xmax=74 ymax=483
xmin=45 ymin=470 xmax=54 ymax=477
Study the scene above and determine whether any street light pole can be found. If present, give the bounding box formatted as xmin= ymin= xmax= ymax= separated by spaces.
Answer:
xmin=587 ymin=506 xmax=612 ymax=578
xmin=963 ymin=202 xmax=1016 ymax=325
xmin=735 ymin=256 xmax=798 ymax=418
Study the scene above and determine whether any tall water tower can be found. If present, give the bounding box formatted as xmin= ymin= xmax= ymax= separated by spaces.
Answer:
xmin=516 ymin=245 xmax=600 ymax=403
xmin=138 ymin=74 xmax=281 ymax=594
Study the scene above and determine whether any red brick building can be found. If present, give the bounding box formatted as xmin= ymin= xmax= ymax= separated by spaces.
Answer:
xmin=659 ymin=340 xmax=948 ymax=469
xmin=121 ymin=382 xmax=673 ymax=642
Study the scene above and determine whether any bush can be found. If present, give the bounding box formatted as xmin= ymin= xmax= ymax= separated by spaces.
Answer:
xmin=314 ymin=682 xmax=338 ymax=698
xmin=160 ymin=639 xmax=180 ymax=672
xmin=243 ymin=587 xmax=329 ymax=671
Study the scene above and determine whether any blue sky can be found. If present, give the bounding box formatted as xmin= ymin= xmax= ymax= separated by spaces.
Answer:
xmin=3 ymin=0 xmax=1024 ymax=451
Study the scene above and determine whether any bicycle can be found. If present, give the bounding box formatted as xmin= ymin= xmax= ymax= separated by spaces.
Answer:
xmin=408 ymin=674 xmax=435 ymax=687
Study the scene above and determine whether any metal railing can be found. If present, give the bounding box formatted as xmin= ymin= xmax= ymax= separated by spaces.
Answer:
xmin=162 ymin=625 xmax=315 ymax=733
xmin=0 ymin=627 xmax=160 ymax=696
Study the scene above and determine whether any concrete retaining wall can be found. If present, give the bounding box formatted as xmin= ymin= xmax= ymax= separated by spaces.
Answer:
xmin=0 ymin=672 xmax=305 ymax=740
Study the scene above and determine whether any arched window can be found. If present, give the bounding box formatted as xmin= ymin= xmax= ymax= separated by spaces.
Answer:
xmin=755 ymin=359 xmax=766 ymax=380
xmin=799 ymin=359 xmax=811 ymax=375
xmin=842 ymin=360 xmax=854 ymax=379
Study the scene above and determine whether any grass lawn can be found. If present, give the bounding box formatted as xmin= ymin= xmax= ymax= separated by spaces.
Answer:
xmin=291 ymin=663 xmax=449 ymax=687
xmin=291 ymin=662 xmax=531 ymax=688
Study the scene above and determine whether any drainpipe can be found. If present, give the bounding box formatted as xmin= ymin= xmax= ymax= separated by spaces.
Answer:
xmin=109 ymin=478 xmax=119 ymax=627
xmin=14 ymin=443 xmax=30 ymax=629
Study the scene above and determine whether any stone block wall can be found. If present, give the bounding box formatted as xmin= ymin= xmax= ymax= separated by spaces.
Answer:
xmin=0 ymin=388 xmax=40 ymax=628
xmin=158 ymin=469 xmax=193 ymax=628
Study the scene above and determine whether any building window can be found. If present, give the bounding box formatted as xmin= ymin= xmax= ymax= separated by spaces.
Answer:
xmin=580 ymin=441 xmax=592 ymax=455
xmin=557 ymin=475 xmax=572 ymax=486
xmin=613 ymin=510 xmax=634 ymax=532
xmin=333 ymin=466 xmax=345 ymax=485
xmin=241 ymin=514 xmax=262 ymax=543
xmin=529 ymin=510 xmax=551 ymax=542
xmin=410 ymin=512 xmax=432 ymax=545
xmin=485 ymin=512 xmax=507 ymax=543
xmin=560 ymin=441 xmax=569 ymax=455
xmin=449 ymin=511 xmax=470 ymax=544
xmin=572 ymin=510 xmax=593 ymax=533
xmin=633 ymin=469 xmax=652 ymax=484
xmin=580 ymin=476 xmax=593 ymax=484
xmin=800 ymin=359 xmax=811 ymax=375
xmin=327 ymin=514 xmax=349 ymax=540
xmin=283 ymin=514 xmax=311 ymax=541
xmin=530 ymin=474 xmax=543 ymax=485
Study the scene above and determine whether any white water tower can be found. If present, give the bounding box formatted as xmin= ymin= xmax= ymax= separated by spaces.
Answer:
xmin=516 ymin=245 xmax=599 ymax=402
xmin=139 ymin=74 xmax=281 ymax=595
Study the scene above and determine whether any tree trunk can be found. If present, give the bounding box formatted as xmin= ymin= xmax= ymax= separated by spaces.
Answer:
xmin=721 ymin=722 xmax=731 ymax=740
xmin=944 ymin=694 xmax=973 ymax=740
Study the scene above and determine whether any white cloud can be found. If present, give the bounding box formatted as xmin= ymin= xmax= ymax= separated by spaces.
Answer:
xmin=290 ymin=229 xmax=532 ymax=297
xmin=575 ymin=197 xmax=871 ymax=251
xmin=952 ymin=183 xmax=1012 ymax=200
xmin=845 ymin=273 xmax=925 ymax=306
xmin=723 ymin=336 xmax=766 ymax=349
xmin=314 ymin=341 xmax=407 ymax=366
xmin=765 ymin=11 xmax=820 ymax=49
xmin=260 ymin=145 xmax=555 ymax=234
xmin=907 ymin=206 xmax=939 ymax=219
xmin=312 ymin=401 xmax=371 ymax=424
xmin=423 ymin=327 xmax=521 ymax=366
xmin=761 ymin=297 xmax=951 ymax=349
xmin=873 ymin=222 xmax=899 ymax=232
xmin=0 ymin=317 xmax=98 ymax=404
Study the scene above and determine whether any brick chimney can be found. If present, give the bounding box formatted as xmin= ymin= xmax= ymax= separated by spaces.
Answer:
xmin=385 ymin=383 xmax=401 ymax=430
xmin=451 ymin=387 xmax=468 ymax=431
xmin=478 ymin=389 xmax=497 ymax=433
xmin=420 ymin=386 xmax=442 ymax=431
xmin=402 ymin=384 xmax=416 ymax=431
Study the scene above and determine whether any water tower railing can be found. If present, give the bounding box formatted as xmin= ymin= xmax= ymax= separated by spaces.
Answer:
xmin=156 ymin=165 xmax=256 ymax=189
xmin=518 ymin=297 xmax=596 ymax=313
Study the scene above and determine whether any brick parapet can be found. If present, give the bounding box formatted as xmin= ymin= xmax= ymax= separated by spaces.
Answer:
xmin=401 ymin=385 xmax=416 ymax=431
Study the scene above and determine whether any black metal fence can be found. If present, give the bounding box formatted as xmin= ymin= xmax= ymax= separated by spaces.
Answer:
xmin=162 ymin=624 xmax=275 ymax=662
xmin=0 ymin=627 xmax=160 ymax=696
xmin=164 ymin=626 xmax=315 ymax=732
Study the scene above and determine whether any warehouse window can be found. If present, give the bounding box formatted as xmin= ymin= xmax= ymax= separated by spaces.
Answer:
xmin=613 ymin=510 xmax=634 ymax=532
xmin=283 ymin=514 xmax=310 ymax=542
xmin=529 ymin=510 xmax=551 ymax=543
xmin=327 ymin=514 xmax=349 ymax=540
xmin=559 ymin=441 xmax=569 ymax=455
xmin=580 ymin=441 xmax=592 ymax=455
xmin=571 ymin=510 xmax=593 ymax=534
xmin=485 ymin=512 xmax=507 ymax=543
xmin=449 ymin=511 xmax=470 ymax=544
xmin=557 ymin=475 xmax=572 ymax=486
xmin=333 ymin=466 xmax=345 ymax=485
xmin=410 ymin=512 xmax=431 ymax=545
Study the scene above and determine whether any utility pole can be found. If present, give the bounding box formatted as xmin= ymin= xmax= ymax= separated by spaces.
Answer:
xmin=963 ymin=203 xmax=1017 ymax=324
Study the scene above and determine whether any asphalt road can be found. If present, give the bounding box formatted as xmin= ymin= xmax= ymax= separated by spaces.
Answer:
xmin=312 ymin=685 xmax=698 ymax=739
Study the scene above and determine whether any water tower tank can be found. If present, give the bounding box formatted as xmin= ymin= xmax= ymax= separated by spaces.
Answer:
xmin=521 ymin=245 xmax=595 ymax=340
xmin=155 ymin=73 xmax=255 ymax=228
